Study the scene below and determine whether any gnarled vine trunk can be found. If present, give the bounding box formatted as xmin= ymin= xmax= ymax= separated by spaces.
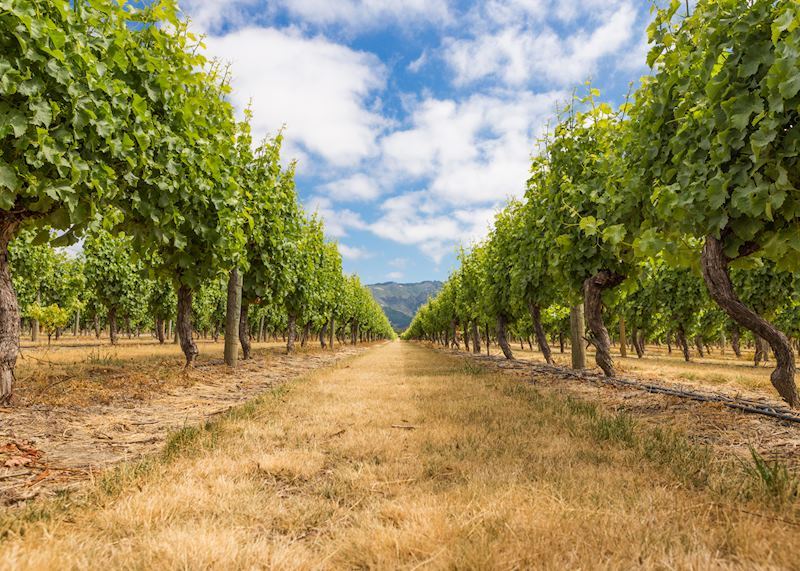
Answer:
xmin=176 ymin=284 xmax=198 ymax=367
xmin=676 ymin=325 xmax=691 ymax=362
xmin=730 ymin=326 xmax=742 ymax=357
xmin=754 ymin=336 xmax=770 ymax=367
xmin=695 ymin=337 xmax=705 ymax=358
xmin=471 ymin=321 xmax=481 ymax=354
xmin=701 ymin=236 xmax=799 ymax=407
xmin=329 ymin=316 xmax=335 ymax=350
xmin=287 ymin=312 xmax=297 ymax=354
xmin=496 ymin=314 xmax=514 ymax=360
xmin=108 ymin=307 xmax=119 ymax=346
xmin=239 ymin=302 xmax=251 ymax=359
xmin=583 ymin=270 xmax=625 ymax=377
xmin=451 ymin=318 xmax=459 ymax=349
xmin=319 ymin=321 xmax=328 ymax=349
xmin=0 ymin=225 xmax=20 ymax=405
xmin=619 ymin=318 xmax=627 ymax=358
xmin=528 ymin=302 xmax=553 ymax=365
xmin=156 ymin=318 xmax=165 ymax=344
xmin=301 ymin=322 xmax=311 ymax=348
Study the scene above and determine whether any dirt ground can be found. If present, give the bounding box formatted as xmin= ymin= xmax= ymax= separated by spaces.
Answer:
xmin=2 ymin=341 xmax=798 ymax=570
xmin=0 ymin=338 xmax=377 ymax=505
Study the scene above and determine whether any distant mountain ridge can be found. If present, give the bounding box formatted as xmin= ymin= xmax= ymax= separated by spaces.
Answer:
xmin=367 ymin=281 xmax=443 ymax=331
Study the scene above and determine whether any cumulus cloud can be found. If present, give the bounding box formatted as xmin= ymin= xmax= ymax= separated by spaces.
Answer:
xmin=307 ymin=197 xmax=367 ymax=238
xmin=364 ymin=193 xmax=497 ymax=263
xmin=179 ymin=0 xmax=652 ymax=266
xmin=320 ymin=174 xmax=381 ymax=202
xmin=381 ymin=90 xmax=565 ymax=205
xmin=338 ymin=243 xmax=372 ymax=260
xmin=444 ymin=2 xmax=639 ymax=87
xmin=201 ymin=27 xmax=387 ymax=168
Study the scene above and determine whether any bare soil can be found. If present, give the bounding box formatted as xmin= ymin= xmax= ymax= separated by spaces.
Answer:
xmin=0 ymin=341 xmax=376 ymax=504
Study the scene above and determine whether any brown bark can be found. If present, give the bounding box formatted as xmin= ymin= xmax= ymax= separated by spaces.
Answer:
xmin=0 ymin=226 xmax=20 ymax=405
xmin=176 ymin=284 xmax=198 ymax=367
xmin=528 ymin=302 xmax=553 ymax=365
xmin=754 ymin=336 xmax=770 ymax=367
xmin=287 ymin=312 xmax=297 ymax=354
xmin=730 ymin=326 xmax=742 ymax=357
xmin=676 ymin=325 xmax=691 ymax=362
xmin=496 ymin=314 xmax=514 ymax=360
xmin=701 ymin=236 xmax=798 ymax=407
xmin=451 ymin=318 xmax=460 ymax=349
xmin=632 ymin=325 xmax=644 ymax=358
xmin=619 ymin=318 xmax=627 ymax=358
xmin=666 ymin=330 xmax=672 ymax=355
xmin=485 ymin=323 xmax=490 ymax=356
xmin=471 ymin=321 xmax=481 ymax=354
xmin=695 ymin=336 xmax=705 ymax=358
xmin=156 ymin=318 xmax=165 ymax=344
xmin=463 ymin=323 xmax=470 ymax=352
xmin=301 ymin=322 xmax=310 ymax=348
xmin=583 ymin=271 xmax=625 ymax=377
xmin=31 ymin=291 xmax=39 ymax=342
xmin=319 ymin=321 xmax=328 ymax=349
xmin=239 ymin=302 xmax=251 ymax=360
xmin=329 ymin=316 xmax=335 ymax=350
xmin=570 ymin=304 xmax=586 ymax=370
xmin=108 ymin=307 xmax=119 ymax=346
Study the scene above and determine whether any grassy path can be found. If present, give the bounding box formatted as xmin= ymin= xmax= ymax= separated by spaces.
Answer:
xmin=1 ymin=341 xmax=798 ymax=569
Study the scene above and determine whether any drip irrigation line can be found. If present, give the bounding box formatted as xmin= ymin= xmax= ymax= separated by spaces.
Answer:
xmin=463 ymin=352 xmax=800 ymax=425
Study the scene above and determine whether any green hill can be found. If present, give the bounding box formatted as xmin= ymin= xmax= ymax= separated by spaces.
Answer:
xmin=367 ymin=281 xmax=443 ymax=331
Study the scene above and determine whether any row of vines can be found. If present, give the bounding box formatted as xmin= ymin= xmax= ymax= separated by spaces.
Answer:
xmin=403 ymin=0 xmax=800 ymax=406
xmin=0 ymin=0 xmax=394 ymax=403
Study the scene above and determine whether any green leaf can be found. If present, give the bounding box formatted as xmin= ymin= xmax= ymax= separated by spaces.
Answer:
xmin=0 ymin=162 xmax=19 ymax=194
xmin=602 ymin=224 xmax=626 ymax=245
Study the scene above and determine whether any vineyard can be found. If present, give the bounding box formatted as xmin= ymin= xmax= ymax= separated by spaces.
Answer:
xmin=1 ymin=0 xmax=800 ymax=568
xmin=404 ymin=0 xmax=800 ymax=408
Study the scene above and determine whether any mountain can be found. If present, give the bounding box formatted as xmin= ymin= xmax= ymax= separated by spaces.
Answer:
xmin=367 ymin=281 xmax=443 ymax=332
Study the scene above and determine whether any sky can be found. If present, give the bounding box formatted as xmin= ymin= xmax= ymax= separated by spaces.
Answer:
xmin=179 ymin=0 xmax=655 ymax=284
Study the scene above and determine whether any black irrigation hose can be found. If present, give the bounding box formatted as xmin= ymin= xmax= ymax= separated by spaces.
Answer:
xmin=463 ymin=352 xmax=800 ymax=425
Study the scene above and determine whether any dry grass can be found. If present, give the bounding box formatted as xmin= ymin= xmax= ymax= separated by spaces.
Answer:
xmin=1 ymin=341 xmax=799 ymax=570
xmin=13 ymin=336 xmax=333 ymax=407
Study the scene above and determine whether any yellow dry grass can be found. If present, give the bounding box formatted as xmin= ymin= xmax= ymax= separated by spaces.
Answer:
xmin=13 ymin=336 xmax=333 ymax=407
xmin=1 ymin=341 xmax=798 ymax=570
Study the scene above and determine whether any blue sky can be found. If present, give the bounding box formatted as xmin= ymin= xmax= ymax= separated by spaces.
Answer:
xmin=181 ymin=0 xmax=655 ymax=284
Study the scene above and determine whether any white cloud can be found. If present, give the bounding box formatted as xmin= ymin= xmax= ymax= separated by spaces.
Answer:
xmin=365 ymin=193 xmax=497 ymax=263
xmin=381 ymin=90 xmax=565 ymax=205
xmin=338 ymin=243 xmax=372 ymax=260
xmin=408 ymin=51 xmax=429 ymax=73
xmin=320 ymin=174 xmax=381 ymax=202
xmin=444 ymin=2 xmax=639 ymax=87
xmin=386 ymin=271 xmax=404 ymax=280
xmin=202 ymin=27 xmax=387 ymax=168
xmin=277 ymin=0 xmax=452 ymax=30
xmin=307 ymin=196 xmax=367 ymax=238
